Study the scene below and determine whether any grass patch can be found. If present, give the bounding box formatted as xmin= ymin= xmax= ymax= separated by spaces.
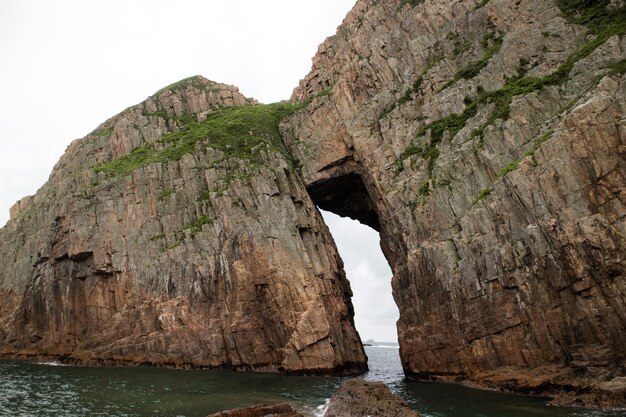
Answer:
xmin=90 ymin=126 xmax=114 ymax=138
xmin=380 ymin=61 xmax=439 ymax=119
xmin=402 ymin=0 xmax=424 ymax=7
xmin=149 ymin=233 xmax=166 ymax=242
xmin=556 ymin=0 xmax=626 ymax=36
xmin=163 ymin=242 xmax=181 ymax=252
xmin=185 ymin=215 xmax=211 ymax=238
xmin=496 ymin=160 xmax=520 ymax=179
xmin=473 ymin=187 xmax=493 ymax=205
xmin=395 ymin=142 xmax=440 ymax=174
xmin=456 ymin=32 xmax=504 ymax=80
xmin=162 ymin=214 xmax=213 ymax=252
xmin=153 ymin=76 xmax=220 ymax=96
xmin=94 ymin=102 xmax=306 ymax=177
xmin=158 ymin=189 xmax=175 ymax=200
xmin=419 ymin=180 xmax=430 ymax=196
xmin=198 ymin=190 xmax=211 ymax=202
xmin=607 ymin=58 xmax=626 ymax=76
xmin=440 ymin=31 xmax=504 ymax=91
xmin=524 ymin=130 xmax=554 ymax=157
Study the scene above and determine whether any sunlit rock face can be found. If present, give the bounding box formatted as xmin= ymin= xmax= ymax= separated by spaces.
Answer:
xmin=0 ymin=77 xmax=367 ymax=375
xmin=283 ymin=0 xmax=626 ymax=407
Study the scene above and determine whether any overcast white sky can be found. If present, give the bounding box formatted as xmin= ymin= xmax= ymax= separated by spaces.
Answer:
xmin=0 ymin=0 xmax=398 ymax=342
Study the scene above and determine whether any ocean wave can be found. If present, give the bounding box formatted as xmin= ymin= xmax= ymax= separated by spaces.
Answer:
xmin=314 ymin=398 xmax=329 ymax=417
xmin=37 ymin=361 xmax=66 ymax=367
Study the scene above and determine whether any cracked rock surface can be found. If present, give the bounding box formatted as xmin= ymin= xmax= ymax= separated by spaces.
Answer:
xmin=284 ymin=0 xmax=626 ymax=407
xmin=0 ymin=77 xmax=366 ymax=374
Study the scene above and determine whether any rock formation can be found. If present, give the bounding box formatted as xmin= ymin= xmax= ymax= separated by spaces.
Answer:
xmin=324 ymin=379 xmax=420 ymax=417
xmin=283 ymin=0 xmax=626 ymax=407
xmin=0 ymin=77 xmax=366 ymax=374
xmin=206 ymin=403 xmax=303 ymax=417
xmin=1 ymin=0 xmax=625 ymax=408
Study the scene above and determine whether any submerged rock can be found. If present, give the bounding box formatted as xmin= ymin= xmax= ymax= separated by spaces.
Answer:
xmin=324 ymin=379 xmax=420 ymax=417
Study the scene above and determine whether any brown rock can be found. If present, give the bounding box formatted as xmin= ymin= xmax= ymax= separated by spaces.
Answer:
xmin=284 ymin=0 xmax=626 ymax=407
xmin=206 ymin=403 xmax=303 ymax=417
xmin=0 ymin=76 xmax=367 ymax=374
xmin=324 ymin=379 xmax=420 ymax=417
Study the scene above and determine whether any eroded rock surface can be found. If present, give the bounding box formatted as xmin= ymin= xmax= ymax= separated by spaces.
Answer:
xmin=324 ymin=379 xmax=420 ymax=417
xmin=0 ymin=76 xmax=366 ymax=374
xmin=206 ymin=403 xmax=303 ymax=417
xmin=284 ymin=0 xmax=626 ymax=406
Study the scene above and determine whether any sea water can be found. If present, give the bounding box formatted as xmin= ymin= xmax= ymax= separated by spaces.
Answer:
xmin=0 ymin=346 xmax=623 ymax=417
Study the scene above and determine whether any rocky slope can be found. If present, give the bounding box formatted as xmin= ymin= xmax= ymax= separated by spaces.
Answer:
xmin=284 ymin=0 xmax=626 ymax=407
xmin=0 ymin=77 xmax=366 ymax=374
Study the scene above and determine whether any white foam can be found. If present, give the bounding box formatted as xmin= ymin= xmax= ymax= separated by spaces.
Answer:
xmin=314 ymin=398 xmax=330 ymax=417
xmin=38 ymin=361 xmax=66 ymax=367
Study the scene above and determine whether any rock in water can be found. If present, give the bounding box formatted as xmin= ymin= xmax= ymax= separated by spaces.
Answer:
xmin=324 ymin=379 xmax=420 ymax=417
xmin=206 ymin=403 xmax=303 ymax=417
xmin=0 ymin=76 xmax=367 ymax=374
xmin=283 ymin=0 xmax=626 ymax=406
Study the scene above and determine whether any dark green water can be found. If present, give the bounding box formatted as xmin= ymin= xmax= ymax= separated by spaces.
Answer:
xmin=0 ymin=346 xmax=624 ymax=417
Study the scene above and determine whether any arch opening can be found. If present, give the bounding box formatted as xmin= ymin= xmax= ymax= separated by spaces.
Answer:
xmin=307 ymin=171 xmax=398 ymax=347
xmin=307 ymin=173 xmax=380 ymax=232
xmin=319 ymin=209 xmax=399 ymax=344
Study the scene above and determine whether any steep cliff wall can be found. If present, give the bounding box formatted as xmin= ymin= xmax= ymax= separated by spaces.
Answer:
xmin=284 ymin=0 xmax=626 ymax=406
xmin=0 ymin=77 xmax=366 ymax=374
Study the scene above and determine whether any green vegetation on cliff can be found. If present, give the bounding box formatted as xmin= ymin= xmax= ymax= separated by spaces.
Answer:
xmin=153 ymin=76 xmax=221 ymax=96
xmin=557 ymin=0 xmax=626 ymax=36
xmin=395 ymin=0 xmax=625 ymax=176
xmin=94 ymin=102 xmax=303 ymax=177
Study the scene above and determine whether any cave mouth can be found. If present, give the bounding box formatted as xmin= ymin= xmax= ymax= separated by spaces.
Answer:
xmin=307 ymin=172 xmax=380 ymax=232
xmin=308 ymin=172 xmax=399 ymax=346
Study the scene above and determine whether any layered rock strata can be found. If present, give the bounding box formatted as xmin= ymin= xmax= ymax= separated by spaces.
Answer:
xmin=284 ymin=0 xmax=626 ymax=405
xmin=0 ymin=77 xmax=366 ymax=374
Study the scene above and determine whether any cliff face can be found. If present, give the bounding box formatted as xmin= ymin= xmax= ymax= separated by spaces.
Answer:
xmin=0 ymin=77 xmax=366 ymax=374
xmin=284 ymin=0 xmax=626 ymax=406
xmin=1 ymin=0 xmax=625 ymax=408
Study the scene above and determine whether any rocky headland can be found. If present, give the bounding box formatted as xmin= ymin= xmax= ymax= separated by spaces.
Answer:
xmin=0 ymin=0 xmax=624 ymax=408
